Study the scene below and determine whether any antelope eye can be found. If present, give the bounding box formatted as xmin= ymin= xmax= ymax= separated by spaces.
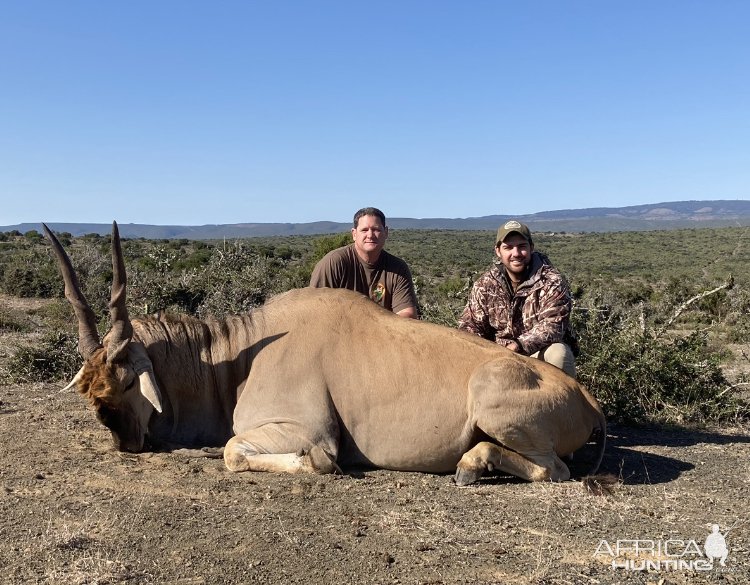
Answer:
xmin=97 ymin=405 xmax=116 ymax=425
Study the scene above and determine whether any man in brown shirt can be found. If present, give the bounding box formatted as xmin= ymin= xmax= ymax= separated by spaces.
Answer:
xmin=309 ymin=207 xmax=419 ymax=318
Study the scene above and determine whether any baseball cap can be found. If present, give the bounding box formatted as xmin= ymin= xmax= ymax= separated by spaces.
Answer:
xmin=496 ymin=220 xmax=532 ymax=245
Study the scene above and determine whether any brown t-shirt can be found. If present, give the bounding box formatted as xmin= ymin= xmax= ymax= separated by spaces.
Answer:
xmin=309 ymin=244 xmax=418 ymax=314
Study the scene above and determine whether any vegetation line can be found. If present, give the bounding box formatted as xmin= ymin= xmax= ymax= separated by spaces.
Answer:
xmin=1 ymin=226 xmax=748 ymax=425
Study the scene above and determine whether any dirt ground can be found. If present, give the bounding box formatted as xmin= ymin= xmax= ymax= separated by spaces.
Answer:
xmin=1 ymin=297 xmax=749 ymax=584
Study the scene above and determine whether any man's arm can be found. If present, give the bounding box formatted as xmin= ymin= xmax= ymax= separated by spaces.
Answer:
xmin=309 ymin=250 xmax=343 ymax=288
xmin=388 ymin=258 xmax=419 ymax=319
xmin=396 ymin=305 xmax=418 ymax=319
xmin=516 ymin=276 xmax=572 ymax=355
xmin=457 ymin=281 xmax=493 ymax=338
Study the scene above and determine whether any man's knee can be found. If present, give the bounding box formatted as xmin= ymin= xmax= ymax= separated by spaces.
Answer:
xmin=537 ymin=343 xmax=576 ymax=378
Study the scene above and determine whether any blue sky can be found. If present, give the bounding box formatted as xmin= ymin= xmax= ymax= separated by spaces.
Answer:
xmin=1 ymin=1 xmax=748 ymax=226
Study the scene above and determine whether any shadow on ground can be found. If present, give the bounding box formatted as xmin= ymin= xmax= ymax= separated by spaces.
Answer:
xmin=571 ymin=422 xmax=750 ymax=485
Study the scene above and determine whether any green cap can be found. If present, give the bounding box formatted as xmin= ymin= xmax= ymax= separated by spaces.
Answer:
xmin=496 ymin=220 xmax=532 ymax=245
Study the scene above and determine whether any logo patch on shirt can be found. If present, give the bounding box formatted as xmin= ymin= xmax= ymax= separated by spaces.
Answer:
xmin=371 ymin=282 xmax=386 ymax=303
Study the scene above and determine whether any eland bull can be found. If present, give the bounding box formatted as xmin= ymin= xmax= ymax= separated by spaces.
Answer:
xmin=44 ymin=222 xmax=606 ymax=484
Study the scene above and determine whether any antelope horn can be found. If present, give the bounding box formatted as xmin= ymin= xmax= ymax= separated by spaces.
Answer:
xmin=42 ymin=223 xmax=102 ymax=360
xmin=61 ymin=365 xmax=86 ymax=392
xmin=107 ymin=221 xmax=133 ymax=364
xmin=137 ymin=368 xmax=163 ymax=413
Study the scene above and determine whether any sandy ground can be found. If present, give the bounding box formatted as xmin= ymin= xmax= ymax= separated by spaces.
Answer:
xmin=0 ymin=384 xmax=748 ymax=584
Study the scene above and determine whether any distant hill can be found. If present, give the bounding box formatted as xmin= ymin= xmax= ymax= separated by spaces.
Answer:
xmin=4 ymin=200 xmax=750 ymax=239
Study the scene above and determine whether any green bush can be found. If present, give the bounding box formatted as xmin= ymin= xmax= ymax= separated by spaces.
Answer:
xmin=0 ymin=306 xmax=32 ymax=332
xmin=61 ymin=240 xmax=113 ymax=319
xmin=418 ymin=301 xmax=463 ymax=328
xmin=312 ymin=233 xmax=351 ymax=262
xmin=193 ymin=245 xmax=278 ymax=318
xmin=31 ymin=299 xmax=76 ymax=331
xmin=24 ymin=230 xmax=43 ymax=242
xmin=175 ymin=247 xmax=213 ymax=271
xmin=2 ymin=331 xmax=81 ymax=384
xmin=436 ymin=276 xmax=471 ymax=299
xmin=0 ymin=249 xmax=61 ymax=298
xmin=574 ymin=300 xmax=748 ymax=424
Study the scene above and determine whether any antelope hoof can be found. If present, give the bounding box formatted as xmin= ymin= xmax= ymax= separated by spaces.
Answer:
xmin=304 ymin=446 xmax=341 ymax=475
xmin=454 ymin=465 xmax=484 ymax=486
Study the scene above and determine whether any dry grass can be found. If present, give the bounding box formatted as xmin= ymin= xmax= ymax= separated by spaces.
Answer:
xmin=34 ymin=503 xmax=155 ymax=585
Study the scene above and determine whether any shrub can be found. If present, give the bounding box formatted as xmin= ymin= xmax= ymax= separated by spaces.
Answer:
xmin=0 ymin=306 xmax=32 ymax=332
xmin=2 ymin=330 xmax=81 ymax=384
xmin=190 ymin=242 xmax=281 ymax=318
xmin=436 ymin=276 xmax=471 ymax=299
xmin=175 ymin=247 xmax=213 ymax=271
xmin=0 ymin=249 xmax=61 ymax=298
xmin=24 ymin=229 xmax=43 ymax=242
xmin=574 ymin=298 xmax=748 ymax=424
xmin=64 ymin=240 xmax=113 ymax=318
xmin=312 ymin=233 xmax=351 ymax=263
xmin=418 ymin=301 xmax=463 ymax=328
xmin=31 ymin=299 xmax=76 ymax=330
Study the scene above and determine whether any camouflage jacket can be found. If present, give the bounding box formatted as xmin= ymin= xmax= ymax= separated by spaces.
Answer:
xmin=458 ymin=252 xmax=577 ymax=356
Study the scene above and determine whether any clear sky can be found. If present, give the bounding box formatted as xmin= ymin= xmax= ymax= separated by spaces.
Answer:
xmin=2 ymin=1 xmax=748 ymax=226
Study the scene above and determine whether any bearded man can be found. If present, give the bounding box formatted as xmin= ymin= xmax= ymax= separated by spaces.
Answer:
xmin=458 ymin=220 xmax=577 ymax=377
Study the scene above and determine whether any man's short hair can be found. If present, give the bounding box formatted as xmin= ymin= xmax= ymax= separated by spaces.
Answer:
xmin=353 ymin=207 xmax=387 ymax=228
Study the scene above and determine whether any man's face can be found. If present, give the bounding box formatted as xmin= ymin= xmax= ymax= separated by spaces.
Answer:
xmin=495 ymin=233 xmax=532 ymax=278
xmin=352 ymin=214 xmax=388 ymax=258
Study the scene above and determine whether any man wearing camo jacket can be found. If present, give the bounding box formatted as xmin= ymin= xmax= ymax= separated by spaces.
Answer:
xmin=458 ymin=220 xmax=578 ymax=378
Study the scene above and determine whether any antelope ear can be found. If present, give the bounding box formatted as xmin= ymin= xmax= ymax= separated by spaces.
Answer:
xmin=137 ymin=369 xmax=163 ymax=413
xmin=105 ymin=323 xmax=131 ymax=364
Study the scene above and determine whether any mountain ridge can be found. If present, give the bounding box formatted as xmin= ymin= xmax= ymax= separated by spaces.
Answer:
xmin=4 ymin=199 xmax=749 ymax=239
